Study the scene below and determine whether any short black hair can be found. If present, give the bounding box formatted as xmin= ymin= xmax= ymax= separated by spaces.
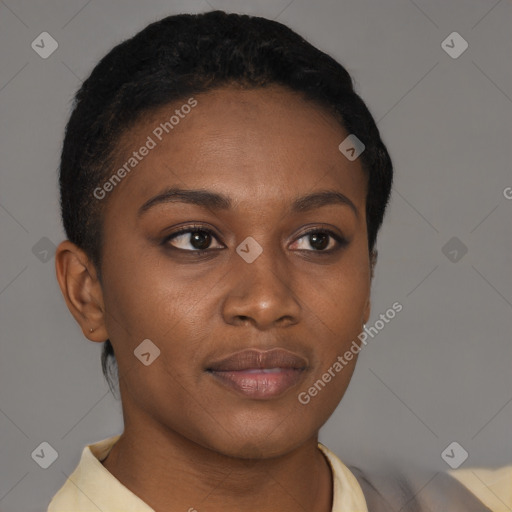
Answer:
xmin=59 ymin=10 xmax=393 ymax=394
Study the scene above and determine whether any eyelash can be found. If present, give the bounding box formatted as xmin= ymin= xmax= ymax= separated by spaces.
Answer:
xmin=161 ymin=224 xmax=348 ymax=255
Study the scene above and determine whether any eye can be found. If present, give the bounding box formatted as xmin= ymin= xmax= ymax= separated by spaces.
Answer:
xmin=163 ymin=225 xmax=223 ymax=252
xmin=162 ymin=225 xmax=347 ymax=254
xmin=291 ymin=229 xmax=347 ymax=252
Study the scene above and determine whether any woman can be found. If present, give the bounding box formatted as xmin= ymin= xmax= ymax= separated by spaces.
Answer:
xmin=49 ymin=10 xmax=506 ymax=511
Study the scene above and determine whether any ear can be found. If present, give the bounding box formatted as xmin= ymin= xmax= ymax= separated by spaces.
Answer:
xmin=363 ymin=249 xmax=378 ymax=324
xmin=55 ymin=240 xmax=108 ymax=342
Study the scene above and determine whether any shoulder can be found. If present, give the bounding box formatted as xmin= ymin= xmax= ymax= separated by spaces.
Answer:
xmin=347 ymin=463 xmax=495 ymax=511
xmin=47 ymin=435 xmax=123 ymax=512
xmin=449 ymin=465 xmax=512 ymax=511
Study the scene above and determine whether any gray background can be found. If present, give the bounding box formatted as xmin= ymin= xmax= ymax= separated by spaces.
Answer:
xmin=0 ymin=0 xmax=511 ymax=510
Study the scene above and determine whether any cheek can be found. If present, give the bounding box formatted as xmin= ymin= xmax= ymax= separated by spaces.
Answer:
xmin=100 ymin=245 xmax=213 ymax=369
xmin=299 ymin=255 xmax=370 ymax=331
xmin=295 ymin=245 xmax=370 ymax=389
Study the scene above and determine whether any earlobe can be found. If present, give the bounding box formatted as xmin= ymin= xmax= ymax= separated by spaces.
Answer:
xmin=55 ymin=240 xmax=108 ymax=342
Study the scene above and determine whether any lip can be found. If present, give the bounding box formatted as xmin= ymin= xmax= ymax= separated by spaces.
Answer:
xmin=206 ymin=348 xmax=308 ymax=372
xmin=206 ymin=348 xmax=309 ymax=400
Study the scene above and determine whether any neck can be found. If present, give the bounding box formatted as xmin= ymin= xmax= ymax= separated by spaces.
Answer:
xmin=101 ymin=425 xmax=333 ymax=512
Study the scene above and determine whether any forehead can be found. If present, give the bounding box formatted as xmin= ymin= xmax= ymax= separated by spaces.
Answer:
xmin=103 ymin=85 xmax=367 ymax=216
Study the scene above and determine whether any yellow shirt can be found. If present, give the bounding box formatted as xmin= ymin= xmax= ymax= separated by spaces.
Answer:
xmin=47 ymin=435 xmax=367 ymax=511
xmin=47 ymin=435 xmax=511 ymax=511
xmin=449 ymin=465 xmax=512 ymax=512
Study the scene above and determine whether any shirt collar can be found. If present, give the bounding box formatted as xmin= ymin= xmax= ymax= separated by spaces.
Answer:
xmin=318 ymin=442 xmax=369 ymax=512
xmin=49 ymin=435 xmax=368 ymax=512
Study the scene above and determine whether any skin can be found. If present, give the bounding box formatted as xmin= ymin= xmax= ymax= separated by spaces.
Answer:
xmin=55 ymin=84 xmax=376 ymax=512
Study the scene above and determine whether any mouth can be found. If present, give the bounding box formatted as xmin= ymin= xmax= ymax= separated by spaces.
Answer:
xmin=205 ymin=348 xmax=308 ymax=400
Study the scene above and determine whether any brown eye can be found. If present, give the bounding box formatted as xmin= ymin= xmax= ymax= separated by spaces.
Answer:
xmin=308 ymin=232 xmax=330 ymax=250
xmin=163 ymin=227 xmax=223 ymax=252
xmin=291 ymin=229 xmax=347 ymax=252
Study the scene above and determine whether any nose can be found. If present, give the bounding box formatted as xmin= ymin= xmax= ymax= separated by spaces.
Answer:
xmin=221 ymin=245 xmax=302 ymax=330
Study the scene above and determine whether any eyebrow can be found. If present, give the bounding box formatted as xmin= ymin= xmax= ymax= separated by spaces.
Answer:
xmin=137 ymin=186 xmax=358 ymax=218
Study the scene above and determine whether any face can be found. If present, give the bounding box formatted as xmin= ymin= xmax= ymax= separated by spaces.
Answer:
xmin=85 ymin=85 xmax=372 ymax=458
